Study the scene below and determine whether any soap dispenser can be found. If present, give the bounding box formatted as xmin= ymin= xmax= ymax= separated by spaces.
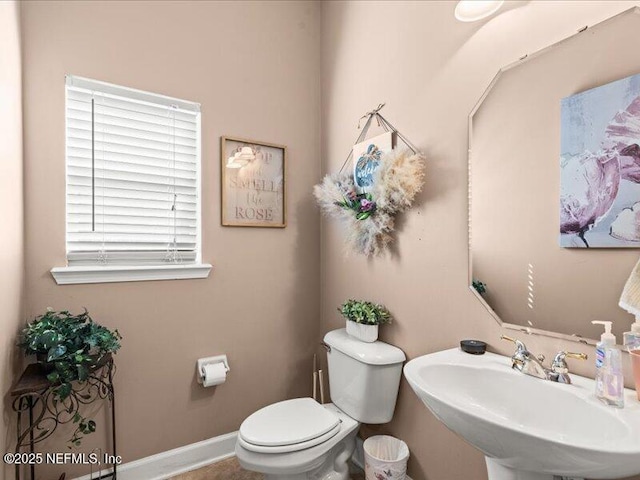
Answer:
xmin=624 ymin=316 xmax=640 ymax=349
xmin=592 ymin=321 xmax=624 ymax=408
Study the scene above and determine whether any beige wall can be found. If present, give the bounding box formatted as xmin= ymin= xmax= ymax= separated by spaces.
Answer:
xmin=20 ymin=0 xmax=321 ymax=477
xmin=321 ymin=2 xmax=640 ymax=480
xmin=0 ymin=1 xmax=24 ymax=479
xmin=14 ymin=2 xmax=640 ymax=480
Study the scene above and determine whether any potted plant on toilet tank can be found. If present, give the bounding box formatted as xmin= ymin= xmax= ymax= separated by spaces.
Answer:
xmin=339 ymin=299 xmax=392 ymax=342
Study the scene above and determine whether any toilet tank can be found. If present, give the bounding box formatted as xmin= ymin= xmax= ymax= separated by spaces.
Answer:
xmin=323 ymin=328 xmax=406 ymax=424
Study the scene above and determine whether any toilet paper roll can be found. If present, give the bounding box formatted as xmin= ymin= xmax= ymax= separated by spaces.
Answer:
xmin=201 ymin=363 xmax=227 ymax=387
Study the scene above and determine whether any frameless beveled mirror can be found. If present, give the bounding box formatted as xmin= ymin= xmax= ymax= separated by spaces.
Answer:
xmin=469 ymin=7 xmax=640 ymax=345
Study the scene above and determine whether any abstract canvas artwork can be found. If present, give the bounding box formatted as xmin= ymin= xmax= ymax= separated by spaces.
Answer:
xmin=560 ymin=73 xmax=640 ymax=247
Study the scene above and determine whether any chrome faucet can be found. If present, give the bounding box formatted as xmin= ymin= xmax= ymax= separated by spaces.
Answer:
xmin=500 ymin=335 xmax=587 ymax=384
xmin=501 ymin=335 xmax=548 ymax=380
xmin=549 ymin=351 xmax=588 ymax=384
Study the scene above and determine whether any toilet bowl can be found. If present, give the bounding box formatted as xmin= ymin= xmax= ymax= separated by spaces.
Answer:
xmin=235 ymin=401 xmax=359 ymax=480
xmin=236 ymin=328 xmax=406 ymax=480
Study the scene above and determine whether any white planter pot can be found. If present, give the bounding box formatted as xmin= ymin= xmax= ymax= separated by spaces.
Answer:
xmin=346 ymin=321 xmax=379 ymax=343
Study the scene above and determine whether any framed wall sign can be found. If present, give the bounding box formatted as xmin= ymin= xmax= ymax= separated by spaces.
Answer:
xmin=352 ymin=131 xmax=394 ymax=193
xmin=221 ymin=136 xmax=286 ymax=227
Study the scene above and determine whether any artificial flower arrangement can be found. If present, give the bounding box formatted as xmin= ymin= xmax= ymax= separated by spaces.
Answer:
xmin=314 ymin=148 xmax=425 ymax=256
xmin=339 ymin=299 xmax=392 ymax=343
xmin=335 ymin=190 xmax=377 ymax=221
xmin=314 ymin=104 xmax=425 ymax=256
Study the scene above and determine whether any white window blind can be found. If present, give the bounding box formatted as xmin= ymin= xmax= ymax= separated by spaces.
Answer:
xmin=65 ymin=75 xmax=201 ymax=266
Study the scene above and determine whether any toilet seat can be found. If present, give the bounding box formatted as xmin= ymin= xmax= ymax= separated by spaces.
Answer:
xmin=238 ymin=423 xmax=341 ymax=454
xmin=239 ymin=398 xmax=341 ymax=454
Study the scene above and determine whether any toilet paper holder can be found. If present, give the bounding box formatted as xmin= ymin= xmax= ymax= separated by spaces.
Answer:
xmin=196 ymin=355 xmax=230 ymax=384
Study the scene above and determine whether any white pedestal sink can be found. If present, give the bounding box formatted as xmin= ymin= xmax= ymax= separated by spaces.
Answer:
xmin=403 ymin=348 xmax=640 ymax=480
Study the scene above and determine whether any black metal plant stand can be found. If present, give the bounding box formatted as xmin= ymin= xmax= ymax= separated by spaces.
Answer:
xmin=10 ymin=355 xmax=117 ymax=480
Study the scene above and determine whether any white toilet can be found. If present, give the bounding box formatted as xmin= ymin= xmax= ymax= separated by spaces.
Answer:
xmin=235 ymin=328 xmax=406 ymax=480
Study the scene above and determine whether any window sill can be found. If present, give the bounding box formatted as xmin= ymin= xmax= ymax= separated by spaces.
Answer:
xmin=50 ymin=263 xmax=212 ymax=285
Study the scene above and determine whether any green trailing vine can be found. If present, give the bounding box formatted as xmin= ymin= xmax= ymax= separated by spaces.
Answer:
xmin=18 ymin=308 xmax=122 ymax=447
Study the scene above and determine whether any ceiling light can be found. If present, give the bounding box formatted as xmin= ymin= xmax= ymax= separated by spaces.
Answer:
xmin=226 ymin=147 xmax=256 ymax=169
xmin=237 ymin=146 xmax=256 ymax=162
xmin=226 ymin=157 xmax=242 ymax=169
xmin=455 ymin=1 xmax=504 ymax=22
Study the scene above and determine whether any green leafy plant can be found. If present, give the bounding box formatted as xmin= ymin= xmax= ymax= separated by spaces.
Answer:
xmin=338 ymin=299 xmax=392 ymax=325
xmin=17 ymin=308 xmax=122 ymax=447
xmin=472 ymin=280 xmax=487 ymax=295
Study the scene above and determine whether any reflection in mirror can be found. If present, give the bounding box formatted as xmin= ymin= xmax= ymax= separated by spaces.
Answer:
xmin=469 ymin=8 xmax=640 ymax=345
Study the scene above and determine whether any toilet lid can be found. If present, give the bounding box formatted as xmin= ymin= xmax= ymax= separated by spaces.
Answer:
xmin=239 ymin=398 xmax=340 ymax=448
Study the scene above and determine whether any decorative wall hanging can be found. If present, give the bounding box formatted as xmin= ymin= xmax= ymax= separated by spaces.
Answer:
xmin=560 ymin=73 xmax=640 ymax=248
xmin=353 ymin=131 xmax=393 ymax=193
xmin=314 ymin=104 xmax=425 ymax=256
xmin=221 ymin=136 xmax=286 ymax=228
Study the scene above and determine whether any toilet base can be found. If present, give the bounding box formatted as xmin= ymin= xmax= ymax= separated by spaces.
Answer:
xmin=261 ymin=430 xmax=356 ymax=480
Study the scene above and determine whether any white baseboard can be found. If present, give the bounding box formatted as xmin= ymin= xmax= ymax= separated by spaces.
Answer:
xmin=73 ymin=431 xmax=237 ymax=480
xmin=74 ymin=431 xmax=412 ymax=480
xmin=353 ymin=436 xmax=413 ymax=480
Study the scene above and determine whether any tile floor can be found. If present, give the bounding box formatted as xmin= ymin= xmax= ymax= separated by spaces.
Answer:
xmin=169 ymin=457 xmax=261 ymax=480
xmin=170 ymin=456 xmax=365 ymax=480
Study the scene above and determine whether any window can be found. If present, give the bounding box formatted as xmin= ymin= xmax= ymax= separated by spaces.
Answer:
xmin=51 ymin=76 xmax=211 ymax=284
